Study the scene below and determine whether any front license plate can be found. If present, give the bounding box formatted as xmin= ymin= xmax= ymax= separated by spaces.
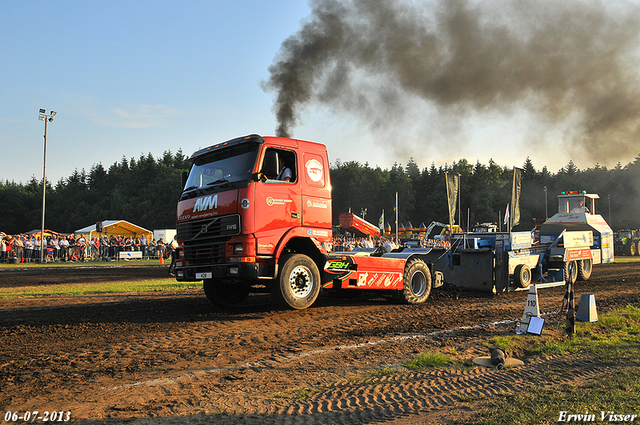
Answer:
xmin=196 ymin=272 xmax=212 ymax=279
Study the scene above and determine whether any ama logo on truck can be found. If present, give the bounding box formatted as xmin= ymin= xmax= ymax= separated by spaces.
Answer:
xmin=193 ymin=195 xmax=218 ymax=212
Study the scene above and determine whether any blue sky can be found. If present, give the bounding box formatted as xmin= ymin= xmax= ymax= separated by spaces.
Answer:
xmin=2 ymin=0 xmax=639 ymax=185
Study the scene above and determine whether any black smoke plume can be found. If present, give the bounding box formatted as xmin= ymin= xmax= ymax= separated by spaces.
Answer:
xmin=264 ymin=0 xmax=640 ymax=163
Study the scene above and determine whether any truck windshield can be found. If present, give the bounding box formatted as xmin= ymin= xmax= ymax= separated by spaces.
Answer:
xmin=181 ymin=143 xmax=259 ymax=199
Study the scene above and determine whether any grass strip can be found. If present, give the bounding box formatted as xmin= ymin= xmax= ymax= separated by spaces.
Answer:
xmin=461 ymin=368 xmax=640 ymax=425
xmin=0 ymin=279 xmax=200 ymax=298
xmin=0 ymin=259 xmax=164 ymax=269
xmin=612 ymin=257 xmax=640 ymax=263
xmin=455 ymin=306 xmax=640 ymax=425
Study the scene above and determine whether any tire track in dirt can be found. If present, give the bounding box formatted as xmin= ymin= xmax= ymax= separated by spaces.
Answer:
xmin=222 ymin=355 xmax=619 ymax=425
xmin=2 ymin=262 xmax=639 ymax=424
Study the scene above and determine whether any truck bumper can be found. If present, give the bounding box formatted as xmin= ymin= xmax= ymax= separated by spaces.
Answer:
xmin=176 ymin=262 xmax=259 ymax=282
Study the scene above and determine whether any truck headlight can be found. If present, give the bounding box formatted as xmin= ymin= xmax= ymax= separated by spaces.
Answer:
xmin=233 ymin=243 xmax=244 ymax=254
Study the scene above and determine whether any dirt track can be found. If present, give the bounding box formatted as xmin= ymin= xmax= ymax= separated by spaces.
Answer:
xmin=1 ymin=262 xmax=639 ymax=424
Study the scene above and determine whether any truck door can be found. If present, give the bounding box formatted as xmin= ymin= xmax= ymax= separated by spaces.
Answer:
xmin=253 ymin=147 xmax=301 ymax=255
xmin=301 ymin=151 xmax=332 ymax=230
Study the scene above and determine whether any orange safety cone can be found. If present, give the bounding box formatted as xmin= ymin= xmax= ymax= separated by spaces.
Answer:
xmin=159 ymin=255 xmax=164 ymax=265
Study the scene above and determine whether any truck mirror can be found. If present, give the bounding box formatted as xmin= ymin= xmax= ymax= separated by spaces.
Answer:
xmin=252 ymin=172 xmax=267 ymax=182
xmin=181 ymin=171 xmax=188 ymax=189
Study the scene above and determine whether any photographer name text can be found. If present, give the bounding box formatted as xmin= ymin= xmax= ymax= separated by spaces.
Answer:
xmin=558 ymin=411 xmax=638 ymax=422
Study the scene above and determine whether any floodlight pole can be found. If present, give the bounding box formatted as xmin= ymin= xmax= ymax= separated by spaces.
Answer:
xmin=38 ymin=109 xmax=56 ymax=263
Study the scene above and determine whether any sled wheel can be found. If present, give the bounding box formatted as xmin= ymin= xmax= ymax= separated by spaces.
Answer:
xmin=514 ymin=264 xmax=532 ymax=288
xmin=203 ymin=279 xmax=249 ymax=307
xmin=400 ymin=258 xmax=432 ymax=304
xmin=272 ymin=254 xmax=320 ymax=310
xmin=564 ymin=260 xmax=578 ymax=285
xmin=577 ymin=259 xmax=592 ymax=281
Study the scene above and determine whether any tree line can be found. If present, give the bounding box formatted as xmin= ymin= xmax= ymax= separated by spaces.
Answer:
xmin=1 ymin=151 xmax=639 ymax=235
xmin=330 ymin=155 xmax=640 ymax=232
xmin=0 ymin=151 xmax=190 ymax=235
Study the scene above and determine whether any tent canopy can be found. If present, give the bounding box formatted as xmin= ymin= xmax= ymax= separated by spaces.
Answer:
xmin=74 ymin=220 xmax=153 ymax=240
xmin=25 ymin=229 xmax=64 ymax=238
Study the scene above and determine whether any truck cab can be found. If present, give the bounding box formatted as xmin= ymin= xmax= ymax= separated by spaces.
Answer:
xmin=175 ymin=134 xmax=333 ymax=309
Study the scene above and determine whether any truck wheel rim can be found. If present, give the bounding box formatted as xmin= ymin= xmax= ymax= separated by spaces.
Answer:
xmin=289 ymin=266 xmax=313 ymax=298
xmin=411 ymin=271 xmax=427 ymax=296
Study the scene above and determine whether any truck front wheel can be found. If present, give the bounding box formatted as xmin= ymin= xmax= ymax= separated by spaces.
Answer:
xmin=400 ymin=258 xmax=432 ymax=304
xmin=203 ymin=279 xmax=249 ymax=307
xmin=272 ymin=254 xmax=321 ymax=310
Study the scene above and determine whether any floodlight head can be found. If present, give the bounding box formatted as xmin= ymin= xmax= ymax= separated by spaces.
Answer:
xmin=38 ymin=116 xmax=45 ymax=121
xmin=50 ymin=111 xmax=56 ymax=117
xmin=39 ymin=108 xmax=45 ymax=114
xmin=48 ymin=117 xmax=54 ymax=122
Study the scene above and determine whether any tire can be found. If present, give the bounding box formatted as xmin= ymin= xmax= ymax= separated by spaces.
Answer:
xmin=577 ymin=259 xmax=592 ymax=281
xmin=203 ymin=279 xmax=249 ymax=307
xmin=399 ymin=258 xmax=432 ymax=304
xmin=564 ymin=260 xmax=578 ymax=285
xmin=513 ymin=264 xmax=532 ymax=288
xmin=630 ymin=242 xmax=637 ymax=256
xmin=272 ymin=254 xmax=321 ymax=310
xmin=636 ymin=241 xmax=640 ymax=256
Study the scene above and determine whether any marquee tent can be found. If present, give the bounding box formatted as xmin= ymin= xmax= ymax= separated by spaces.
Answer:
xmin=25 ymin=229 xmax=64 ymax=238
xmin=73 ymin=220 xmax=153 ymax=240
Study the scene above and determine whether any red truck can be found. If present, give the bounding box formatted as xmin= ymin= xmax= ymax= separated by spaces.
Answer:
xmin=175 ymin=134 xmax=442 ymax=309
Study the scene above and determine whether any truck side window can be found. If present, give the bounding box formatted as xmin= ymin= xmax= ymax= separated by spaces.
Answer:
xmin=261 ymin=148 xmax=296 ymax=183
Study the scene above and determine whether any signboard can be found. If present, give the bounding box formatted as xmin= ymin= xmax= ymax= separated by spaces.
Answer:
xmin=510 ymin=232 xmax=532 ymax=250
xmin=564 ymin=231 xmax=593 ymax=248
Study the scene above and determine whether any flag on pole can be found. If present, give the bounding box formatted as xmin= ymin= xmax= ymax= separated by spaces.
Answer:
xmin=504 ymin=204 xmax=510 ymax=227
xmin=378 ymin=210 xmax=384 ymax=235
xmin=445 ymin=172 xmax=459 ymax=226
xmin=511 ymin=167 xmax=523 ymax=228
xmin=395 ymin=192 xmax=399 ymax=244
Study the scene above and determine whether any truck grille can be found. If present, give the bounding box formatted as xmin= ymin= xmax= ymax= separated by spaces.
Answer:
xmin=177 ymin=214 xmax=241 ymax=265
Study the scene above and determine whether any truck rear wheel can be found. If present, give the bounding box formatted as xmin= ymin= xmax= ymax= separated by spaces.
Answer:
xmin=577 ymin=259 xmax=592 ymax=281
xmin=203 ymin=279 xmax=250 ymax=307
xmin=400 ymin=258 xmax=432 ymax=304
xmin=564 ymin=261 xmax=578 ymax=285
xmin=272 ymin=254 xmax=320 ymax=310
xmin=513 ymin=264 xmax=532 ymax=288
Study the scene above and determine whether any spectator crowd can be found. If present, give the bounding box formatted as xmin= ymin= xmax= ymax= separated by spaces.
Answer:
xmin=0 ymin=231 xmax=170 ymax=263
xmin=332 ymin=234 xmax=451 ymax=252
xmin=0 ymin=230 xmax=451 ymax=264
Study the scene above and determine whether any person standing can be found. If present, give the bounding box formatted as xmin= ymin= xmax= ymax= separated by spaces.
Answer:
xmin=14 ymin=235 xmax=25 ymax=263
xmin=168 ymin=235 xmax=178 ymax=276
xmin=59 ymin=236 xmax=69 ymax=261
xmin=0 ymin=232 xmax=6 ymax=262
